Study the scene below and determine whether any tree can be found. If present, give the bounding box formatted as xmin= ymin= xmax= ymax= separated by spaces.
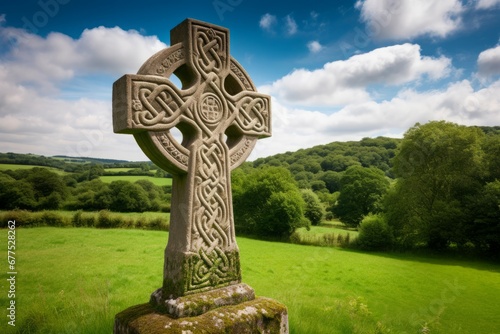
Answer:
xmin=0 ymin=173 xmax=36 ymax=210
xmin=317 ymin=171 xmax=342 ymax=193
xmin=356 ymin=214 xmax=394 ymax=251
xmin=467 ymin=180 xmax=500 ymax=256
xmin=388 ymin=121 xmax=484 ymax=250
xmin=232 ymin=166 xmax=306 ymax=239
xmin=301 ymin=189 xmax=324 ymax=226
xmin=26 ymin=168 xmax=67 ymax=210
xmin=109 ymin=181 xmax=151 ymax=212
xmin=333 ymin=166 xmax=389 ymax=227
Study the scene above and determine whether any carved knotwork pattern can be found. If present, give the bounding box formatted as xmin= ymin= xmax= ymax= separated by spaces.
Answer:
xmin=187 ymin=140 xmax=238 ymax=289
xmin=132 ymin=82 xmax=192 ymax=130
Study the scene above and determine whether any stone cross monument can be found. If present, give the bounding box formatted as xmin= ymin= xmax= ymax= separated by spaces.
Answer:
xmin=113 ymin=19 xmax=288 ymax=333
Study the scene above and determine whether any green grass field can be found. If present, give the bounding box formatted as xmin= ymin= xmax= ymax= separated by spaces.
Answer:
xmin=103 ymin=168 xmax=136 ymax=173
xmin=99 ymin=175 xmax=172 ymax=186
xmin=1 ymin=228 xmax=499 ymax=333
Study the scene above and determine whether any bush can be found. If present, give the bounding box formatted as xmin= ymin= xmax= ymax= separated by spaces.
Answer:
xmin=39 ymin=211 xmax=70 ymax=227
xmin=72 ymin=211 xmax=96 ymax=227
xmin=232 ymin=166 xmax=306 ymax=239
xmin=0 ymin=210 xmax=34 ymax=227
xmin=356 ymin=214 xmax=393 ymax=251
xmin=96 ymin=210 xmax=121 ymax=228
xmin=148 ymin=217 xmax=169 ymax=231
xmin=0 ymin=210 xmax=70 ymax=227
xmin=301 ymin=189 xmax=324 ymax=226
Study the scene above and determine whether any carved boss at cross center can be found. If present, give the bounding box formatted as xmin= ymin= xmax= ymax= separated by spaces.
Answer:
xmin=113 ymin=19 xmax=271 ymax=299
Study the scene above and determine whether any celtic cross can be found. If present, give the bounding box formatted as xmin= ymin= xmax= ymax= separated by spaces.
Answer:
xmin=112 ymin=19 xmax=271 ymax=300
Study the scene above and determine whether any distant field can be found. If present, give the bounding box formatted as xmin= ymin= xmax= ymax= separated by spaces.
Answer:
xmin=0 ymin=163 xmax=66 ymax=174
xmin=3 ymin=228 xmax=499 ymax=334
xmin=100 ymin=175 xmax=172 ymax=186
xmin=104 ymin=168 xmax=136 ymax=173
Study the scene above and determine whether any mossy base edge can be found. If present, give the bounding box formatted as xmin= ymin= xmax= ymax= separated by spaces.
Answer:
xmin=114 ymin=296 xmax=288 ymax=334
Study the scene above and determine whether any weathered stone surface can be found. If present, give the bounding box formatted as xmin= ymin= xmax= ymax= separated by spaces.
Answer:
xmin=114 ymin=297 xmax=288 ymax=334
xmin=150 ymin=283 xmax=256 ymax=318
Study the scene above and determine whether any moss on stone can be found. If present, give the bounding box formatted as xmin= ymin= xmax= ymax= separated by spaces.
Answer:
xmin=115 ymin=297 xmax=288 ymax=333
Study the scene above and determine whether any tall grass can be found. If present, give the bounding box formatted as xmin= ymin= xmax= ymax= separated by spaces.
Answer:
xmin=1 ymin=228 xmax=499 ymax=333
xmin=0 ymin=210 xmax=170 ymax=231
xmin=99 ymin=175 xmax=172 ymax=186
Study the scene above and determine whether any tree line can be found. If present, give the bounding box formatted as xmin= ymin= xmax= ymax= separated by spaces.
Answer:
xmin=1 ymin=122 xmax=499 ymax=257
xmin=0 ymin=167 xmax=171 ymax=213
xmin=239 ymin=122 xmax=500 ymax=257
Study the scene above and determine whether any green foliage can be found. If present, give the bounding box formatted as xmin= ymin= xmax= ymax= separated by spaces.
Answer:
xmin=0 ymin=210 xmax=71 ymax=227
xmin=388 ymin=121 xmax=488 ymax=251
xmin=467 ymin=180 xmax=500 ymax=256
xmin=356 ymin=214 xmax=393 ymax=251
xmin=301 ymin=189 xmax=324 ymax=226
xmin=0 ymin=166 xmax=172 ymax=213
xmin=232 ymin=166 xmax=306 ymax=239
xmin=333 ymin=166 xmax=390 ymax=227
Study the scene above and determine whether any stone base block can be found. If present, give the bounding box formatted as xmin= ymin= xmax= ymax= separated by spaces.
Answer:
xmin=150 ymin=283 xmax=256 ymax=318
xmin=114 ymin=297 xmax=288 ymax=334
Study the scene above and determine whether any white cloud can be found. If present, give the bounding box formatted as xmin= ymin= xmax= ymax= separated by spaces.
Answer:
xmin=252 ymin=79 xmax=500 ymax=159
xmin=478 ymin=45 xmax=500 ymax=76
xmin=0 ymin=25 xmax=167 ymax=160
xmin=307 ymin=40 xmax=323 ymax=53
xmin=259 ymin=13 xmax=277 ymax=32
xmin=262 ymin=43 xmax=452 ymax=107
xmin=356 ymin=0 xmax=464 ymax=40
xmin=285 ymin=15 xmax=298 ymax=35
xmin=475 ymin=0 xmax=500 ymax=9
xmin=0 ymin=25 xmax=166 ymax=91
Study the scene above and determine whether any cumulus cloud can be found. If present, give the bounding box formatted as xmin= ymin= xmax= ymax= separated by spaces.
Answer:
xmin=478 ymin=45 xmax=500 ymax=76
xmin=252 ymin=79 xmax=500 ymax=159
xmin=0 ymin=25 xmax=167 ymax=160
xmin=307 ymin=40 xmax=323 ymax=53
xmin=0 ymin=25 xmax=166 ymax=91
xmin=259 ymin=13 xmax=277 ymax=32
xmin=475 ymin=0 xmax=500 ymax=9
xmin=356 ymin=0 xmax=464 ymax=40
xmin=262 ymin=43 xmax=452 ymax=107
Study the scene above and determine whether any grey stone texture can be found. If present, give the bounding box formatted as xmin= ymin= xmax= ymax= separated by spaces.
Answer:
xmin=112 ymin=18 xmax=287 ymax=333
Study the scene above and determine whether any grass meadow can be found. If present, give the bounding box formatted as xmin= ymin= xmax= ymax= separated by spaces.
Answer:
xmin=99 ymin=175 xmax=172 ymax=187
xmin=1 ymin=228 xmax=499 ymax=333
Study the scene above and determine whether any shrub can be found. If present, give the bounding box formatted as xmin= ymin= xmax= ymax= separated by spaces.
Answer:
xmin=135 ymin=216 xmax=147 ymax=229
xmin=301 ymin=189 xmax=324 ymax=226
xmin=148 ymin=217 xmax=169 ymax=231
xmin=322 ymin=233 xmax=336 ymax=246
xmin=0 ymin=210 xmax=33 ymax=227
xmin=72 ymin=210 xmax=84 ymax=227
xmin=39 ymin=211 xmax=69 ymax=227
xmin=96 ymin=210 xmax=117 ymax=228
xmin=356 ymin=214 xmax=393 ymax=251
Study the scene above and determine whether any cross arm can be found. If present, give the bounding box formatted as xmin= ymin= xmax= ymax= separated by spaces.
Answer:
xmin=113 ymin=74 xmax=191 ymax=134
xmin=226 ymin=91 xmax=272 ymax=139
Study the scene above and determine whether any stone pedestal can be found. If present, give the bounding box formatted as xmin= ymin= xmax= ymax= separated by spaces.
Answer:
xmin=114 ymin=296 xmax=288 ymax=334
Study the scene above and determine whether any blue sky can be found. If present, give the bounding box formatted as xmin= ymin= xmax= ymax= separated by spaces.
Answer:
xmin=0 ymin=0 xmax=499 ymax=161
